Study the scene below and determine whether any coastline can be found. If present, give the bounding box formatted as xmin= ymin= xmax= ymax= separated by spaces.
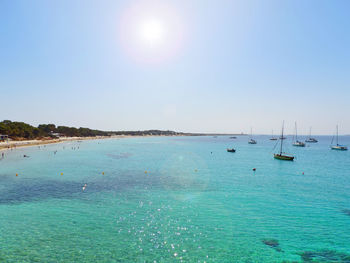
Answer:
xmin=0 ymin=133 xmax=248 ymax=152
xmin=0 ymin=136 xmax=118 ymax=152
xmin=0 ymin=134 xmax=189 ymax=152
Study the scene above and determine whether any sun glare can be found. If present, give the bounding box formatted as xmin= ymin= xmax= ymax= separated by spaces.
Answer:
xmin=119 ymin=1 xmax=186 ymax=64
xmin=139 ymin=19 xmax=165 ymax=46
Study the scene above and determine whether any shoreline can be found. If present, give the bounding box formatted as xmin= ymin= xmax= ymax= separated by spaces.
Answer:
xmin=0 ymin=136 xmax=119 ymax=152
xmin=0 ymin=134 xmax=190 ymax=152
xmin=0 ymin=133 xmax=250 ymax=152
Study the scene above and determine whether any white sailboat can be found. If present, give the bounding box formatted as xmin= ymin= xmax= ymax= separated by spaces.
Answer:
xmin=270 ymin=129 xmax=277 ymax=141
xmin=292 ymin=122 xmax=305 ymax=147
xmin=305 ymin=127 xmax=318 ymax=143
xmin=331 ymin=125 xmax=348 ymax=150
xmin=248 ymin=128 xmax=257 ymax=144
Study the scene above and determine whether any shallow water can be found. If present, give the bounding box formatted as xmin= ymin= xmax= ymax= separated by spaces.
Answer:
xmin=0 ymin=136 xmax=350 ymax=262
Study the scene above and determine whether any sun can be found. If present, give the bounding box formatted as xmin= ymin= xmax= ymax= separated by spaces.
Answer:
xmin=119 ymin=1 xmax=186 ymax=64
xmin=139 ymin=19 xmax=165 ymax=46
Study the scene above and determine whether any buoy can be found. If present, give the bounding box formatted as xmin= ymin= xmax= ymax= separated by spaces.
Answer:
xmin=16 ymin=173 xmax=18 ymax=177
xmin=61 ymin=173 xmax=63 ymax=176
xmin=145 ymin=171 xmax=147 ymax=174
xmin=102 ymin=172 xmax=104 ymax=175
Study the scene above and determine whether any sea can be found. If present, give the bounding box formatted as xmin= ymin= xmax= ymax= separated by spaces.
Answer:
xmin=0 ymin=135 xmax=350 ymax=262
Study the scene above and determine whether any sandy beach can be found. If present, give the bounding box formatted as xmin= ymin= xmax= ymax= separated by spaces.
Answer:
xmin=0 ymin=136 xmax=118 ymax=152
xmin=0 ymin=134 xmax=184 ymax=152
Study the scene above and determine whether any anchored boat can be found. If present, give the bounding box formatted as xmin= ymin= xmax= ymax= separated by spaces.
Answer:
xmin=305 ymin=127 xmax=318 ymax=143
xmin=292 ymin=122 xmax=305 ymax=147
xmin=270 ymin=130 xmax=278 ymax=141
xmin=274 ymin=121 xmax=295 ymax=161
xmin=248 ymin=139 xmax=257 ymax=144
xmin=248 ymin=128 xmax=257 ymax=144
xmin=227 ymin=148 xmax=236 ymax=152
xmin=331 ymin=125 xmax=348 ymax=151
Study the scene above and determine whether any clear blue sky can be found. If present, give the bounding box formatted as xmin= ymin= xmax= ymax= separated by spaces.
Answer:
xmin=1 ymin=0 xmax=349 ymax=134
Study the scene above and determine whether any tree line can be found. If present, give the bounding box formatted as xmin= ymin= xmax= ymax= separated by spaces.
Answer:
xmin=0 ymin=120 xmax=191 ymax=140
xmin=0 ymin=120 xmax=109 ymax=139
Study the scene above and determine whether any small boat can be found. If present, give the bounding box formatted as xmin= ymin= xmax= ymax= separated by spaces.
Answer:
xmin=305 ymin=138 xmax=318 ymax=143
xmin=270 ymin=130 xmax=277 ymax=140
xmin=230 ymin=136 xmax=237 ymax=139
xmin=248 ymin=128 xmax=257 ymax=144
xmin=331 ymin=125 xmax=348 ymax=151
xmin=293 ymin=141 xmax=305 ymax=147
xmin=248 ymin=139 xmax=257 ymax=144
xmin=227 ymin=148 xmax=236 ymax=152
xmin=274 ymin=121 xmax=295 ymax=161
xmin=292 ymin=122 xmax=305 ymax=147
xmin=274 ymin=154 xmax=294 ymax=161
xmin=332 ymin=145 xmax=348 ymax=151
xmin=305 ymin=127 xmax=318 ymax=143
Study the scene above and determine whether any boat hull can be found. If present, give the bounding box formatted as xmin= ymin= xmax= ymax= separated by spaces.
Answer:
xmin=227 ymin=148 xmax=236 ymax=152
xmin=274 ymin=154 xmax=294 ymax=161
xmin=331 ymin=146 xmax=348 ymax=151
xmin=248 ymin=139 xmax=257 ymax=144
xmin=293 ymin=143 xmax=305 ymax=147
xmin=293 ymin=141 xmax=305 ymax=147
xmin=305 ymin=138 xmax=318 ymax=143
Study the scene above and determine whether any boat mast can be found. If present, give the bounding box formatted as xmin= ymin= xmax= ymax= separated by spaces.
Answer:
xmin=336 ymin=125 xmax=339 ymax=145
xmin=295 ymin=122 xmax=298 ymax=142
xmin=280 ymin=121 xmax=284 ymax=154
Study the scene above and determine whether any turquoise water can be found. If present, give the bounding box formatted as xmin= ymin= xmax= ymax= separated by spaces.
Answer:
xmin=1 ymin=136 xmax=350 ymax=262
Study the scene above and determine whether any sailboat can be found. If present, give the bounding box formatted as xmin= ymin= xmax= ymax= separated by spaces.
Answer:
xmin=270 ymin=130 xmax=277 ymax=141
xmin=305 ymin=127 xmax=318 ymax=143
xmin=274 ymin=121 xmax=295 ymax=161
xmin=292 ymin=122 xmax=305 ymax=147
xmin=331 ymin=125 xmax=348 ymax=150
xmin=248 ymin=128 xmax=257 ymax=144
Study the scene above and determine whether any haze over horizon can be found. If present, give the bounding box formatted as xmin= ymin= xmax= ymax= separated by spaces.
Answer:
xmin=1 ymin=0 xmax=349 ymax=135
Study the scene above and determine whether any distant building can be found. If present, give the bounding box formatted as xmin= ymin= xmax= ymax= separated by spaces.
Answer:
xmin=0 ymin=135 xmax=9 ymax=141
xmin=50 ymin=132 xmax=61 ymax=137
